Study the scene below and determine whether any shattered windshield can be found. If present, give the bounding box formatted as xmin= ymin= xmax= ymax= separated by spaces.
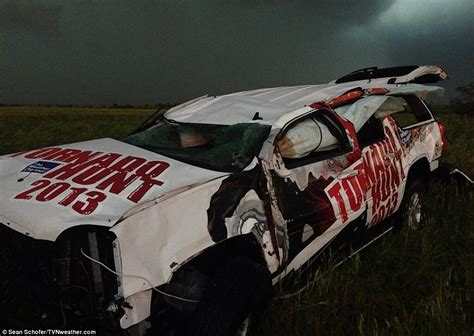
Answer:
xmin=124 ymin=120 xmax=271 ymax=172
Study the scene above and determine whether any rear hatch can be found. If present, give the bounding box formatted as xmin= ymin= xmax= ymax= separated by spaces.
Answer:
xmin=332 ymin=65 xmax=448 ymax=85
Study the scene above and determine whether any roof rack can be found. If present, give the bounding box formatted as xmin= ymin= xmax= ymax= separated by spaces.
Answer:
xmin=335 ymin=66 xmax=419 ymax=84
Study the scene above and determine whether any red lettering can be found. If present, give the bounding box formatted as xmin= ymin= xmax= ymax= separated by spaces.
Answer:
xmin=44 ymin=163 xmax=87 ymax=180
xmin=378 ymin=204 xmax=387 ymax=222
xmin=342 ymin=178 xmax=362 ymax=212
xmin=127 ymin=179 xmax=163 ymax=203
xmin=135 ymin=161 xmax=170 ymax=180
xmin=327 ymin=183 xmax=348 ymax=223
xmin=14 ymin=180 xmax=51 ymax=200
xmin=65 ymin=151 xmax=103 ymax=164
xmin=371 ymin=146 xmax=384 ymax=179
xmin=356 ymin=167 xmax=368 ymax=194
xmin=24 ymin=148 xmax=62 ymax=159
xmin=397 ymin=152 xmax=406 ymax=180
xmin=72 ymin=166 xmax=112 ymax=185
xmin=97 ymin=171 xmax=140 ymax=195
xmin=371 ymin=188 xmax=381 ymax=219
xmin=36 ymin=182 xmax=70 ymax=202
xmin=385 ymin=125 xmax=398 ymax=153
xmin=388 ymin=161 xmax=400 ymax=189
xmin=17 ymin=148 xmax=169 ymax=203
xmin=109 ymin=156 xmax=146 ymax=172
xmin=84 ymin=153 xmax=122 ymax=168
xmin=42 ymin=149 xmax=82 ymax=162
xmin=363 ymin=153 xmax=376 ymax=187
xmin=371 ymin=213 xmax=378 ymax=226
xmin=380 ymin=170 xmax=390 ymax=200
xmin=381 ymin=140 xmax=391 ymax=159
xmin=59 ymin=187 xmax=88 ymax=206
xmin=125 ymin=161 xmax=170 ymax=202
xmin=388 ymin=193 xmax=398 ymax=214
xmin=72 ymin=191 xmax=107 ymax=215
xmin=8 ymin=151 xmax=29 ymax=157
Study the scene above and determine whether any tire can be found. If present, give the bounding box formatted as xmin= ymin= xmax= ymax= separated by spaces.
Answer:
xmin=397 ymin=179 xmax=426 ymax=230
xmin=184 ymin=256 xmax=273 ymax=336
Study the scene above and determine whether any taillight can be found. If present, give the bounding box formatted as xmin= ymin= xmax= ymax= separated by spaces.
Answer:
xmin=438 ymin=122 xmax=447 ymax=151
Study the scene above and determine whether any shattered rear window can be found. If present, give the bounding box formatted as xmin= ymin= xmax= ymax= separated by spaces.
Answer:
xmin=124 ymin=120 xmax=271 ymax=172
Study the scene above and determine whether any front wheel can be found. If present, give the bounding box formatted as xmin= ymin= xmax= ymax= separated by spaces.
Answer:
xmin=185 ymin=256 xmax=273 ymax=336
xmin=399 ymin=179 xmax=426 ymax=230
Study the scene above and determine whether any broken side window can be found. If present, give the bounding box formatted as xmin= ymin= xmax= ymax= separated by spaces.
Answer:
xmin=389 ymin=95 xmax=433 ymax=129
xmin=356 ymin=116 xmax=385 ymax=148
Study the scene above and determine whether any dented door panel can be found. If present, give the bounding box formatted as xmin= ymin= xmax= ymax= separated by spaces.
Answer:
xmin=363 ymin=117 xmax=407 ymax=226
xmin=266 ymin=106 xmax=368 ymax=267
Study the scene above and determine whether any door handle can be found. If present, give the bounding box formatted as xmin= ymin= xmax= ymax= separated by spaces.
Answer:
xmin=338 ymin=170 xmax=359 ymax=179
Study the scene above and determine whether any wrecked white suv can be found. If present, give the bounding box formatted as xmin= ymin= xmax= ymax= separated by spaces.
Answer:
xmin=0 ymin=65 xmax=463 ymax=335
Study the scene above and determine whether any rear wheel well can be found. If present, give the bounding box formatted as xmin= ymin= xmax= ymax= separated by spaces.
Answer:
xmin=407 ymin=158 xmax=431 ymax=185
xmin=392 ymin=158 xmax=431 ymax=229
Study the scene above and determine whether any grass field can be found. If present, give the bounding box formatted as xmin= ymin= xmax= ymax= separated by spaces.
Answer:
xmin=0 ymin=106 xmax=154 ymax=155
xmin=0 ymin=106 xmax=473 ymax=335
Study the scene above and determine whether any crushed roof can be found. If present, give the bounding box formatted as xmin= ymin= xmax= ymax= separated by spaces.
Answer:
xmin=165 ymin=81 xmax=443 ymax=126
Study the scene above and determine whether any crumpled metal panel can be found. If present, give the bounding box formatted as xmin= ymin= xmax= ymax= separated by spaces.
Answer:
xmin=0 ymin=138 xmax=227 ymax=240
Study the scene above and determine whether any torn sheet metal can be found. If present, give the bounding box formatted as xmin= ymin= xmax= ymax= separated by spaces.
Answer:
xmin=387 ymin=84 xmax=445 ymax=99
xmin=206 ymin=166 xmax=283 ymax=271
xmin=110 ymin=178 xmax=223 ymax=298
xmin=335 ymin=95 xmax=403 ymax=131
xmin=392 ymin=65 xmax=448 ymax=84
xmin=330 ymin=65 xmax=448 ymax=85
xmin=335 ymin=85 xmax=443 ymax=131
xmin=166 ymin=81 xmax=444 ymax=127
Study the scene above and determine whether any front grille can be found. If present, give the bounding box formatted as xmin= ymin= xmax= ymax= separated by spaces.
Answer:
xmin=0 ymin=223 xmax=119 ymax=330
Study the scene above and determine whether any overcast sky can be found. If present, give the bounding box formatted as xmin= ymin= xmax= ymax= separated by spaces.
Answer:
xmin=0 ymin=0 xmax=473 ymax=105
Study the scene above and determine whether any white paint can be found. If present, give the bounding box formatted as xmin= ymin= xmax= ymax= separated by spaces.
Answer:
xmin=0 ymin=66 xmax=448 ymax=331
xmin=301 ymin=224 xmax=314 ymax=243
xmin=110 ymin=178 xmax=223 ymax=298
xmin=120 ymin=289 xmax=153 ymax=329
xmin=166 ymin=76 xmax=444 ymax=127
xmin=0 ymin=138 xmax=227 ymax=241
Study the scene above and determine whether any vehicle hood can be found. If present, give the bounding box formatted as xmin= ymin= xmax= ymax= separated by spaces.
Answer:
xmin=0 ymin=138 xmax=229 ymax=241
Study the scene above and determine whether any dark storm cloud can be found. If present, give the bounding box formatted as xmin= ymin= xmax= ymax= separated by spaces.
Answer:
xmin=0 ymin=1 xmax=63 ymax=33
xmin=229 ymin=0 xmax=392 ymax=24
xmin=372 ymin=0 xmax=474 ymax=94
xmin=0 ymin=0 xmax=472 ymax=105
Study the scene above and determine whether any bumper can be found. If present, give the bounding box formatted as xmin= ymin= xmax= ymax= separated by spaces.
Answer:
xmin=0 ymin=224 xmax=121 ymax=330
xmin=434 ymin=161 xmax=473 ymax=188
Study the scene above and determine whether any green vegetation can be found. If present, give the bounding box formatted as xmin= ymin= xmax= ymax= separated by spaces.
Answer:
xmin=0 ymin=106 xmax=153 ymax=156
xmin=450 ymin=82 xmax=474 ymax=117
xmin=254 ymin=181 xmax=473 ymax=335
xmin=434 ymin=109 xmax=474 ymax=178
xmin=0 ymin=105 xmax=472 ymax=335
xmin=253 ymin=107 xmax=474 ymax=336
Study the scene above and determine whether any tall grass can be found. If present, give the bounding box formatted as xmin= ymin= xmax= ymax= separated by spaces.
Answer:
xmin=251 ymin=108 xmax=474 ymax=335
xmin=0 ymin=106 xmax=153 ymax=155
xmin=433 ymin=108 xmax=474 ymax=177
xmin=253 ymin=183 xmax=473 ymax=335
xmin=0 ymin=106 xmax=472 ymax=334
